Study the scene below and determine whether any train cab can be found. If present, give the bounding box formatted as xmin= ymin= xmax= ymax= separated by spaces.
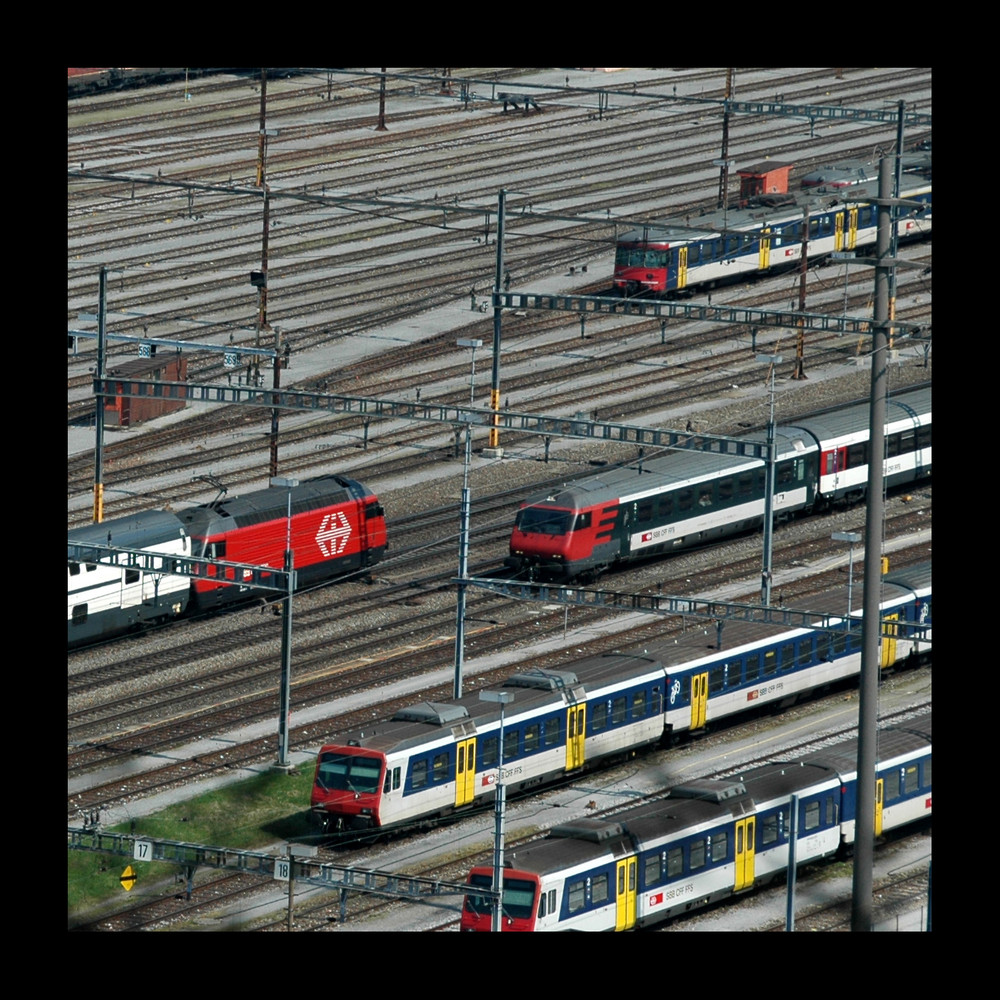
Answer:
xmin=461 ymin=866 xmax=541 ymax=931
xmin=507 ymin=497 xmax=606 ymax=579
xmin=310 ymin=745 xmax=387 ymax=832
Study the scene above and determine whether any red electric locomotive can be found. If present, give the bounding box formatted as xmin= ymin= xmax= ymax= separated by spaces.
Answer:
xmin=177 ymin=474 xmax=387 ymax=608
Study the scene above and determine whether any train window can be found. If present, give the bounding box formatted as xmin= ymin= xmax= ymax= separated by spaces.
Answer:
xmin=898 ymin=429 xmax=915 ymax=454
xmin=480 ymin=736 xmax=498 ymax=769
xmin=524 ymin=723 xmax=540 ymax=753
xmin=689 ymin=839 xmax=706 ymax=870
xmin=411 ymin=759 xmax=428 ymax=789
xmin=591 ymin=702 xmax=607 ymax=731
xmin=698 ymin=490 xmax=712 ymax=508
xmin=677 ymin=489 xmax=693 ymax=512
xmin=384 ymin=771 xmax=391 ymax=793
xmin=657 ymin=495 xmax=673 ymax=517
xmin=637 ymin=500 xmax=654 ymax=523
xmin=631 ymin=690 xmax=646 ymax=719
xmin=125 ymin=568 xmax=140 ymax=584
xmin=516 ymin=508 xmax=573 ymax=535
xmin=886 ymin=433 xmax=900 ymax=458
xmin=644 ymin=854 xmax=661 ymax=885
xmin=611 ymin=696 xmax=627 ymax=726
xmin=69 ymin=562 xmax=80 ymax=576
xmin=718 ymin=478 xmax=734 ymax=502
xmin=825 ymin=796 xmax=836 ymax=826
xmin=745 ymin=653 xmax=760 ymax=682
xmin=796 ymin=639 xmax=813 ymax=668
xmin=803 ymin=800 xmax=820 ymax=831
xmin=667 ymin=847 xmax=683 ymax=877
xmin=543 ymin=716 xmax=562 ymax=745
xmin=392 ymin=766 xmax=401 ymax=791
xmin=763 ymin=649 xmax=777 ymax=677
xmin=651 ymin=686 xmax=662 ymax=715
xmin=777 ymin=462 xmax=795 ymax=487
xmin=830 ymin=632 xmax=847 ymax=657
xmin=924 ymin=756 xmax=932 ymax=788
xmin=503 ymin=730 xmax=519 ymax=761
xmin=709 ymin=666 xmax=725 ymax=693
xmin=711 ymin=832 xmax=728 ymax=863
xmin=538 ymin=888 xmax=556 ymax=918
xmin=779 ymin=643 xmax=794 ymax=670
xmin=592 ymin=873 xmax=609 ymax=905
xmin=573 ymin=512 xmax=591 ymax=530
xmin=567 ymin=880 xmax=586 ymax=913
xmin=884 ymin=769 xmax=901 ymax=801
xmin=886 ymin=764 xmax=917 ymax=798
xmin=847 ymin=442 xmax=867 ymax=468
xmin=760 ymin=814 xmax=778 ymax=846
xmin=72 ymin=604 xmax=88 ymax=625
xmin=431 ymin=753 xmax=447 ymax=782
xmin=916 ymin=426 xmax=931 ymax=450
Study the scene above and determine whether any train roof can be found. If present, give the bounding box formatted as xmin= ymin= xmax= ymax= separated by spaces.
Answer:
xmin=521 ymin=449 xmax=759 ymax=511
xmin=323 ymin=567 xmax=930 ymax=756
xmin=790 ymin=387 xmax=930 ymax=447
xmin=618 ymin=154 xmax=931 ymax=244
xmin=321 ymin=652 xmax=664 ymax=756
xmin=175 ymin=474 xmax=368 ymax=533
xmin=519 ymin=424 xmax=824 ymax=512
xmin=883 ymin=561 xmax=932 ymax=597
xmin=726 ymin=760 xmax=840 ymax=805
xmin=68 ymin=508 xmax=185 ymax=551
xmin=795 ymin=712 xmax=931 ymax=778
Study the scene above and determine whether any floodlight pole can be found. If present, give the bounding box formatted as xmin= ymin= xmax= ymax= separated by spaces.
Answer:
xmin=93 ymin=265 xmax=108 ymax=523
xmin=271 ymin=476 xmax=298 ymax=770
xmin=480 ymin=689 xmax=514 ymax=933
xmin=757 ymin=354 xmax=781 ymax=606
xmin=832 ymin=531 xmax=862 ymax=625
xmin=453 ymin=339 xmax=482 ymax=699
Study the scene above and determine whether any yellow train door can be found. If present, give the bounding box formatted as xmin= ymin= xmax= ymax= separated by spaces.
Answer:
xmin=690 ymin=672 xmax=708 ymax=731
xmin=759 ymin=228 xmax=771 ymax=270
xmin=677 ymin=246 xmax=688 ymax=288
xmin=733 ymin=817 xmax=756 ymax=891
xmin=874 ymin=777 xmax=884 ymax=836
xmin=615 ymin=857 xmax=637 ymax=931
xmin=881 ymin=612 xmax=899 ymax=668
xmin=846 ymin=206 xmax=859 ymax=249
xmin=566 ymin=704 xmax=586 ymax=771
xmin=454 ymin=738 xmax=476 ymax=808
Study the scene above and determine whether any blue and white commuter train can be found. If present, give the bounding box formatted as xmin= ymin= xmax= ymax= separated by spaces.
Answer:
xmin=310 ymin=562 xmax=930 ymax=836
xmin=461 ymin=711 xmax=932 ymax=931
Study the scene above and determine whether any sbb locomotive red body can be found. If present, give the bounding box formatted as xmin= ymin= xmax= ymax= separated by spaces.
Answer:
xmin=68 ymin=474 xmax=387 ymax=646
xmin=178 ymin=474 xmax=387 ymax=609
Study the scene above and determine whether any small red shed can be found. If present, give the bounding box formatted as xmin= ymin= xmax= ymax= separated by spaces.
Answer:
xmin=737 ymin=162 xmax=794 ymax=205
xmin=103 ymin=356 xmax=188 ymax=428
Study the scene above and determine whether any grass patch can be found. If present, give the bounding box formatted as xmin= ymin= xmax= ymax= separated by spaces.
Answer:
xmin=69 ymin=767 xmax=316 ymax=918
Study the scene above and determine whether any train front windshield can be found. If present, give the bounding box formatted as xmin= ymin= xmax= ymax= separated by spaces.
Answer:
xmin=315 ymin=751 xmax=382 ymax=794
xmin=515 ymin=509 xmax=575 ymax=535
xmin=465 ymin=872 xmax=537 ymax=920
